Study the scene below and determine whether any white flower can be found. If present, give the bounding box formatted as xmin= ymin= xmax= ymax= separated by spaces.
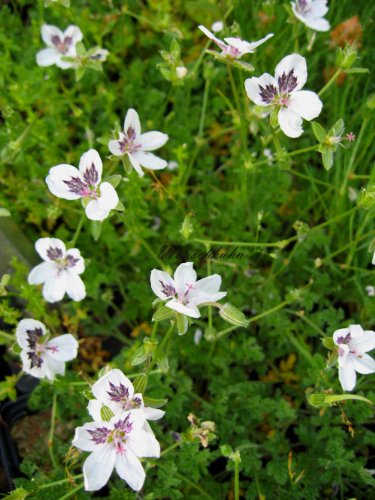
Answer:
xmin=16 ymin=319 xmax=78 ymax=380
xmin=150 ymin=262 xmax=226 ymax=319
xmin=46 ymin=149 xmax=119 ymax=221
xmin=211 ymin=21 xmax=224 ymax=33
xmin=87 ymin=369 xmax=165 ymax=422
xmin=28 ymin=237 xmax=86 ymax=303
xmin=198 ymin=25 xmax=273 ymax=59
xmin=372 ymin=251 xmax=375 ymax=265
xmin=108 ymin=109 xmax=169 ymax=177
xmin=176 ymin=66 xmax=188 ymax=79
xmin=291 ymin=0 xmax=330 ymax=32
xmin=245 ymin=53 xmax=322 ymax=138
xmin=365 ymin=286 xmax=375 ymax=297
xmin=88 ymin=48 xmax=109 ymax=62
xmin=36 ymin=24 xmax=83 ymax=69
xmin=72 ymin=411 xmax=160 ymax=491
xmin=333 ymin=324 xmax=375 ymax=391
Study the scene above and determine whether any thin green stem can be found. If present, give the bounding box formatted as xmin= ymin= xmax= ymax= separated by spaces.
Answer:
xmin=70 ymin=214 xmax=85 ymax=247
xmin=48 ymin=391 xmax=58 ymax=468
xmin=227 ymin=63 xmax=248 ymax=153
xmin=234 ymin=460 xmax=240 ymax=500
xmin=57 ymin=483 xmax=84 ymax=500
xmin=192 ymin=236 xmax=296 ymax=249
xmin=318 ymin=68 xmax=342 ymax=97
xmin=39 ymin=474 xmax=84 ymax=490
xmin=161 ymin=441 xmax=181 ymax=457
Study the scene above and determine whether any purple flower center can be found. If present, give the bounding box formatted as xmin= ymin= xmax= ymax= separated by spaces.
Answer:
xmin=118 ymin=126 xmax=141 ymax=154
xmin=46 ymin=246 xmax=80 ymax=271
xmin=336 ymin=333 xmax=351 ymax=345
xmin=87 ymin=426 xmax=111 ymax=445
xmin=296 ymin=0 xmax=310 ymax=15
xmin=107 ymin=382 xmax=142 ymax=410
xmin=159 ymin=280 xmax=177 ymax=297
xmin=278 ymin=70 xmax=298 ymax=94
xmin=258 ymin=83 xmax=278 ymax=104
xmin=63 ymin=165 xmax=99 ymax=199
xmin=47 ymin=247 xmax=64 ymax=261
xmin=25 ymin=327 xmax=59 ymax=369
xmin=51 ymin=35 xmax=73 ymax=54
xmin=87 ymin=416 xmax=134 ymax=455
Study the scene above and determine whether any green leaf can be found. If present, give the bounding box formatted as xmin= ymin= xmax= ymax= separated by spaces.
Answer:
xmin=114 ymin=200 xmax=125 ymax=212
xmin=91 ymin=220 xmax=103 ymax=241
xmin=321 ymin=148 xmax=334 ymax=170
xmin=131 ymin=345 xmax=148 ymax=366
xmin=329 ymin=119 xmax=344 ymax=138
xmin=105 ymin=174 xmax=122 ymax=188
xmin=0 ymin=329 xmax=14 ymax=345
xmin=76 ymin=42 xmax=86 ymax=58
xmin=0 ymin=207 xmax=11 ymax=217
xmin=75 ymin=65 xmax=86 ymax=81
xmin=311 ymin=121 xmax=326 ymax=143
xmin=152 ymin=305 xmax=175 ymax=322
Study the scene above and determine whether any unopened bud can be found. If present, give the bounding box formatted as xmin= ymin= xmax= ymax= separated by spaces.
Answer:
xmin=133 ymin=374 xmax=148 ymax=394
xmin=321 ymin=337 xmax=335 ymax=350
xmin=101 ymin=405 xmax=115 ymax=421
xmin=219 ymin=303 xmax=249 ymax=327
xmin=357 ymin=186 xmax=375 ymax=209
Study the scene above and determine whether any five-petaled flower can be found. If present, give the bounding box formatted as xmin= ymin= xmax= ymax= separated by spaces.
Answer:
xmin=333 ymin=324 xmax=375 ymax=391
xmin=291 ymin=0 xmax=330 ymax=32
xmin=16 ymin=319 xmax=78 ymax=380
xmin=198 ymin=25 xmax=273 ymax=59
xmin=150 ymin=262 xmax=226 ymax=318
xmin=46 ymin=149 xmax=119 ymax=221
xmin=72 ymin=411 xmax=160 ymax=491
xmin=108 ymin=109 xmax=169 ymax=177
xmin=28 ymin=237 xmax=86 ymax=303
xmin=87 ymin=369 xmax=165 ymax=423
xmin=36 ymin=24 xmax=83 ymax=69
xmin=245 ymin=53 xmax=322 ymax=137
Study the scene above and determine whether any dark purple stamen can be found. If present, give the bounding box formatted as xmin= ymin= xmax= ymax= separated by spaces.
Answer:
xmin=83 ymin=163 xmax=99 ymax=186
xmin=51 ymin=34 xmax=73 ymax=54
xmin=296 ymin=0 xmax=309 ymax=14
xmin=336 ymin=333 xmax=351 ymax=345
xmin=126 ymin=126 xmax=137 ymax=141
xmin=159 ymin=280 xmax=176 ymax=297
xmin=258 ymin=84 xmax=278 ymax=104
xmin=47 ymin=246 xmax=64 ymax=261
xmin=278 ymin=70 xmax=298 ymax=94
xmin=87 ymin=426 xmax=111 ymax=445
xmin=63 ymin=176 xmax=88 ymax=196
xmin=66 ymin=254 xmax=79 ymax=268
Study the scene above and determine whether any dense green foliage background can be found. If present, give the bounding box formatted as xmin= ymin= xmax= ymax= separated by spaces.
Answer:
xmin=1 ymin=0 xmax=375 ymax=498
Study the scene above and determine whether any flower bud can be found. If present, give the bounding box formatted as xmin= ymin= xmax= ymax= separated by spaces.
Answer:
xmin=219 ymin=303 xmax=249 ymax=327
xmin=357 ymin=186 xmax=375 ymax=209
xmin=100 ymin=405 xmax=115 ymax=421
xmin=321 ymin=337 xmax=335 ymax=350
xmin=133 ymin=374 xmax=148 ymax=394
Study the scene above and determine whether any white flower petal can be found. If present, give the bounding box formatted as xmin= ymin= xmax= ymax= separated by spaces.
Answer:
xmin=78 ymin=149 xmax=103 ymax=185
xmin=128 ymin=153 xmax=145 ymax=177
xmin=66 ymin=248 xmax=85 ymax=274
xmin=83 ymin=445 xmax=115 ymax=491
xmin=127 ymin=428 xmax=160 ymax=458
xmin=275 ymin=54 xmax=307 ymax=92
xmin=241 ymin=33 xmax=274 ymax=52
xmin=42 ymin=274 xmax=67 ymax=303
xmin=350 ymin=331 xmax=375 ymax=353
xmin=198 ymin=25 xmax=227 ymax=51
xmin=338 ymin=357 xmax=356 ymax=391
xmin=85 ymin=200 xmax=110 ymax=221
xmin=20 ymin=349 xmax=47 ymax=379
xmin=92 ymin=369 xmax=135 ymax=412
xmin=36 ymin=48 xmax=61 ymax=67
xmin=348 ymin=324 xmax=364 ymax=339
xmin=115 ymin=448 xmax=145 ymax=492
xmin=108 ymin=139 xmax=124 ymax=156
xmin=87 ymin=400 xmax=103 ymax=421
xmin=173 ymin=262 xmax=197 ymax=295
xmin=166 ymin=299 xmax=200 ymax=318
xmin=16 ymin=319 xmax=46 ymax=349
xmin=35 ymin=237 xmax=66 ymax=261
xmin=278 ymin=108 xmax=304 ymax=138
xmin=63 ymin=25 xmax=83 ymax=45
xmin=194 ymin=275 xmax=222 ymax=295
xmin=308 ymin=0 xmax=329 ymax=18
xmin=244 ymin=73 xmax=278 ymax=106
xmin=302 ymin=16 xmax=330 ymax=32
xmin=46 ymin=165 xmax=83 ymax=200
xmin=150 ymin=269 xmax=176 ymax=300
xmin=132 ymin=151 xmax=167 ymax=171
xmin=28 ymin=262 xmax=56 ymax=285
xmin=142 ymin=407 xmax=165 ymax=421
xmin=44 ymin=355 xmax=65 ymax=379
xmin=73 ymin=422 xmax=110 ymax=452
xmin=41 ymin=24 xmax=64 ymax=47
xmin=65 ymin=271 xmax=86 ymax=301
xmin=333 ymin=328 xmax=350 ymax=346
xmin=288 ymin=90 xmax=322 ymax=121
xmin=138 ymin=131 xmax=169 ymax=151
xmin=46 ymin=334 xmax=78 ymax=362
xmin=352 ymin=353 xmax=375 ymax=375
xmin=98 ymin=182 xmax=119 ymax=211
xmin=124 ymin=109 xmax=141 ymax=137
xmin=54 ymin=55 xmax=77 ymax=70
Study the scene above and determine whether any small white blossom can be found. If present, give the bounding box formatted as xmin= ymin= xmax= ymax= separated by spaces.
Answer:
xmin=108 ymin=109 xmax=169 ymax=177
xmin=245 ymin=53 xmax=322 ymax=138
xmin=28 ymin=237 xmax=85 ymax=303
xmin=150 ymin=262 xmax=226 ymax=318
xmin=73 ymin=411 xmax=160 ymax=491
xmin=88 ymin=48 xmax=109 ymax=62
xmin=87 ymin=369 xmax=165 ymax=423
xmin=46 ymin=149 xmax=119 ymax=221
xmin=211 ymin=21 xmax=224 ymax=33
xmin=16 ymin=319 xmax=78 ymax=380
xmin=176 ymin=66 xmax=188 ymax=79
xmin=333 ymin=324 xmax=375 ymax=391
xmin=291 ymin=0 xmax=330 ymax=32
xmin=198 ymin=25 xmax=273 ymax=59
xmin=365 ymin=286 xmax=375 ymax=297
xmin=372 ymin=251 xmax=375 ymax=265
xmin=36 ymin=24 xmax=83 ymax=69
